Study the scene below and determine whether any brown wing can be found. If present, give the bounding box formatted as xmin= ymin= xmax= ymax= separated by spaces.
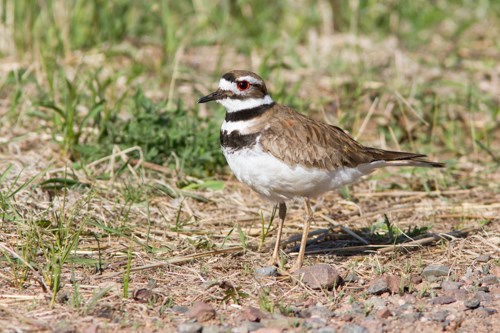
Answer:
xmin=258 ymin=106 xmax=443 ymax=170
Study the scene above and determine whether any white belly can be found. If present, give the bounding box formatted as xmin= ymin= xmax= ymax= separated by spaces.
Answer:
xmin=222 ymin=144 xmax=382 ymax=202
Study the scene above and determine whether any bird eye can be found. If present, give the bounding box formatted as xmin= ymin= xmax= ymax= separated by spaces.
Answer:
xmin=237 ymin=80 xmax=250 ymax=91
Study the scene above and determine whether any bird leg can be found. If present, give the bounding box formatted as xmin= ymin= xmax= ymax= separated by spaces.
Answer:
xmin=291 ymin=199 xmax=313 ymax=271
xmin=268 ymin=202 xmax=286 ymax=266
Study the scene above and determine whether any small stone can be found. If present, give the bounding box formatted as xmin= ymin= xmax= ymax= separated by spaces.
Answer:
xmin=386 ymin=275 xmax=402 ymax=294
xmin=252 ymin=328 xmax=282 ymax=333
xmin=341 ymin=323 xmax=368 ymax=333
xmin=132 ymin=288 xmax=153 ymax=303
xmin=432 ymin=296 xmax=456 ymax=305
xmin=318 ymin=328 xmax=337 ymax=333
xmin=474 ymin=291 xmax=493 ymax=302
xmin=366 ymin=276 xmax=389 ymax=295
xmin=464 ymin=298 xmax=480 ymax=309
xmin=303 ymin=317 xmax=326 ymax=330
xmin=410 ymin=274 xmax=423 ymax=285
xmin=365 ymin=296 xmax=386 ymax=310
xmin=479 ymin=275 xmax=498 ymax=286
xmin=178 ymin=323 xmax=203 ymax=333
xmin=441 ymin=281 xmax=462 ymax=291
xmin=173 ymin=305 xmax=189 ymax=314
xmin=476 ymin=308 xmax=497 ymax=318
xmin=421 ymin=265 xmax=450 ymax=280
xmin=482 ymin=264 xmax=491 ymax=275
xmin=309 ymin=305 xmax=334 ymax=319
xmin=233 ymin=321 xmax=264 ymax=333
xmin=202 ymin=326 xmax=227 ymax=333
xmin=430 ymin=310 xmax=449 ymax=322
xmin=476 ymin=254 xmax=491 ymax=262
xmin=255 ymin=266 xmax=278 ymax=277
xmin=187 ymin=301 xmax=216 ymax=322
xmin=377 ymin=307 xmax=392 ymax=319
xmin=448 ymin=289 xmax=469 ymax=301
xmin=240 ymin=306 xmax=266 ymax=322
xmin=293 ymin=264 xmax=341 ymax=289
xmin=344 ymin=272 xmax=359 ymax=283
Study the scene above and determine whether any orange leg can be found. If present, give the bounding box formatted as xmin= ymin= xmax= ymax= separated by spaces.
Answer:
xmin=268 ymin=203 xmax=286 ymax=266
xmin=291 ymin=199 xmax=313 ymax=271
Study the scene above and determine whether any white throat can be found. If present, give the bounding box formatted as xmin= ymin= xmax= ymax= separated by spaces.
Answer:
xmin=217 ymin=95 xmax=274 ymax=113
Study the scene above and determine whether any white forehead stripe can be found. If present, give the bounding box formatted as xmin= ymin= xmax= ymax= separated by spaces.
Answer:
xmin=218 ymin=78 xmax=239 ymax=94
xmin=237 ymin=76 xmax=263 ymax=85
xmin=217 ymin=95 xmax=274 ymax=112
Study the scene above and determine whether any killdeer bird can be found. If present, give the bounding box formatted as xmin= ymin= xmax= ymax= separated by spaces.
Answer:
xmin=198 ymin=70 xmax=443 ymax=271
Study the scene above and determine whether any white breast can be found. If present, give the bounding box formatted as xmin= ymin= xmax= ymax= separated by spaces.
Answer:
xmin=222 ymin=142 xmax=383 ymax=202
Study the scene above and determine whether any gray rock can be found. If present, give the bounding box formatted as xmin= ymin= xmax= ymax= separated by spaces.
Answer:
xmin=344 ymin=272 xmax=359 ymax=283
xmin=303 ymin=317 xmax=327 ymax=330
xmin=293 ymin=264 xmax=341 ymax=289
xmin=421 ymin=265 xmax=450 ymax=280
xmin=341 ymin=324 xmax=368 ymax=333
xmin=187 ymin=301 xmax=216 ymax=322
xmin=366 ymin=276 xmax=389 ymax=295
xmin=365 ymin=296 xmax=386 ymax=310
xmin=318 ymin=328 xmax=338 ymax=333
xmin=476 ymin=254 xmax=491 ymax=262
xmin=203 ymin=326 xmax=229 ymax=333
xmin=432 ymin=296 xmax=456 ymax=305
xmin=255 ymin=266 xmax=278 ymax=277
xmin=178 ymin=323 xmax=203 ymax=333
xmin=464 ymin=298 xmax=480 ymax=309
xmin=479 ymin=275 xmax=498 ymax=286
xmin=232 ymin=321 xmax=264 ymax=333
xmin=430 ymin=310 xmax=449 ymax=322
xmin=172 ymin=305 xmax=189 ymax=314
xmin=441 ymin=281 xmax=462 ymax=291
xmin=309 ymin=305 xmax=334 ymax=319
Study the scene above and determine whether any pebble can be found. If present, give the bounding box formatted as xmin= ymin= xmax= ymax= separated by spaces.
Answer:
xmin=476 ymin=254 xmax=491 ymax=262
xmin=377 ymin=307 xmax=392 ymax=319
xmin=479 ymin=275 xmax=498 ymax=286
xmin=365 ymin=296 xmax=386 ymax=310
xmin=303 ymin=317 xmax=327 ymax=330
xmin=464 ymin=298 xmax=480 ymax=309
xmin=344 ymin=272 xmax=359 ymax=283
xmin=432 ymin=296 xmax=456 ymax=305
xmin=318 ymin=328 xmax=338 ymax=333
xmin=341 ymin=324 xmax=369 ymax=333
xmin=441 ymin=281 xmax=462 ymax=291
xmin=232 ymin=321 xmax=264 ymax=333
xmin=308 ymin=305 xmax=334 ymax=319
xmin=421 ymin=265 xmax=450 ymax=280
xmin=448 ymin=289 xmax=469 ymax=301
xmin=430 ymin=310 xmax=449 ymax=322
xmin=187 ymin=301 xmax=216 ymax=322
xmin=255 ymin=266 xmax=278 ymax=277
xmin=239 ymin=306 xmax=266 ymax=322
xmin=293 ymin=264 xmax=341 ymax=289
xmin=410 ymin=274 xmax=423 ymax=285
xmin=366 ymin=276 xmax=389 ymax=295
xmin=202 ymin=326 xmax=228 ymax=333
xmin=252 ymin=328 xmax=282 ymax=333
xmin=386 ymin=275 xmax=402 ymax=294
xmin=173 ymin=305 xmax=189 ymax=314
xmin=178 ymin=323 xmax=203 ymax=333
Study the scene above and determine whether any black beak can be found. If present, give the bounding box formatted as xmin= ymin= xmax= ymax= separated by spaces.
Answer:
xmin=198 ymin=90 xmax=224 ymax=103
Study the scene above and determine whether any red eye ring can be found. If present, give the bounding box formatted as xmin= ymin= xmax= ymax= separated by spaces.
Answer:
xmin=237 ymin=80 xmax=250 ymax=91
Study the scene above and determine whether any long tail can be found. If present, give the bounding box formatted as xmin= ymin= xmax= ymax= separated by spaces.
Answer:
xmin=365 ymin=147 xmax=445 ymax=168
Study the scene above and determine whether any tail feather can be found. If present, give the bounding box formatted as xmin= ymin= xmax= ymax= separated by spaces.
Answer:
xmin=365 ymin=147 xmax=444 ymax=168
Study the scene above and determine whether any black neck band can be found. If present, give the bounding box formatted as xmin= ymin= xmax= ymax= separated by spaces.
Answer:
xmin=225 ymin=102 xmax=275 ymax=122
